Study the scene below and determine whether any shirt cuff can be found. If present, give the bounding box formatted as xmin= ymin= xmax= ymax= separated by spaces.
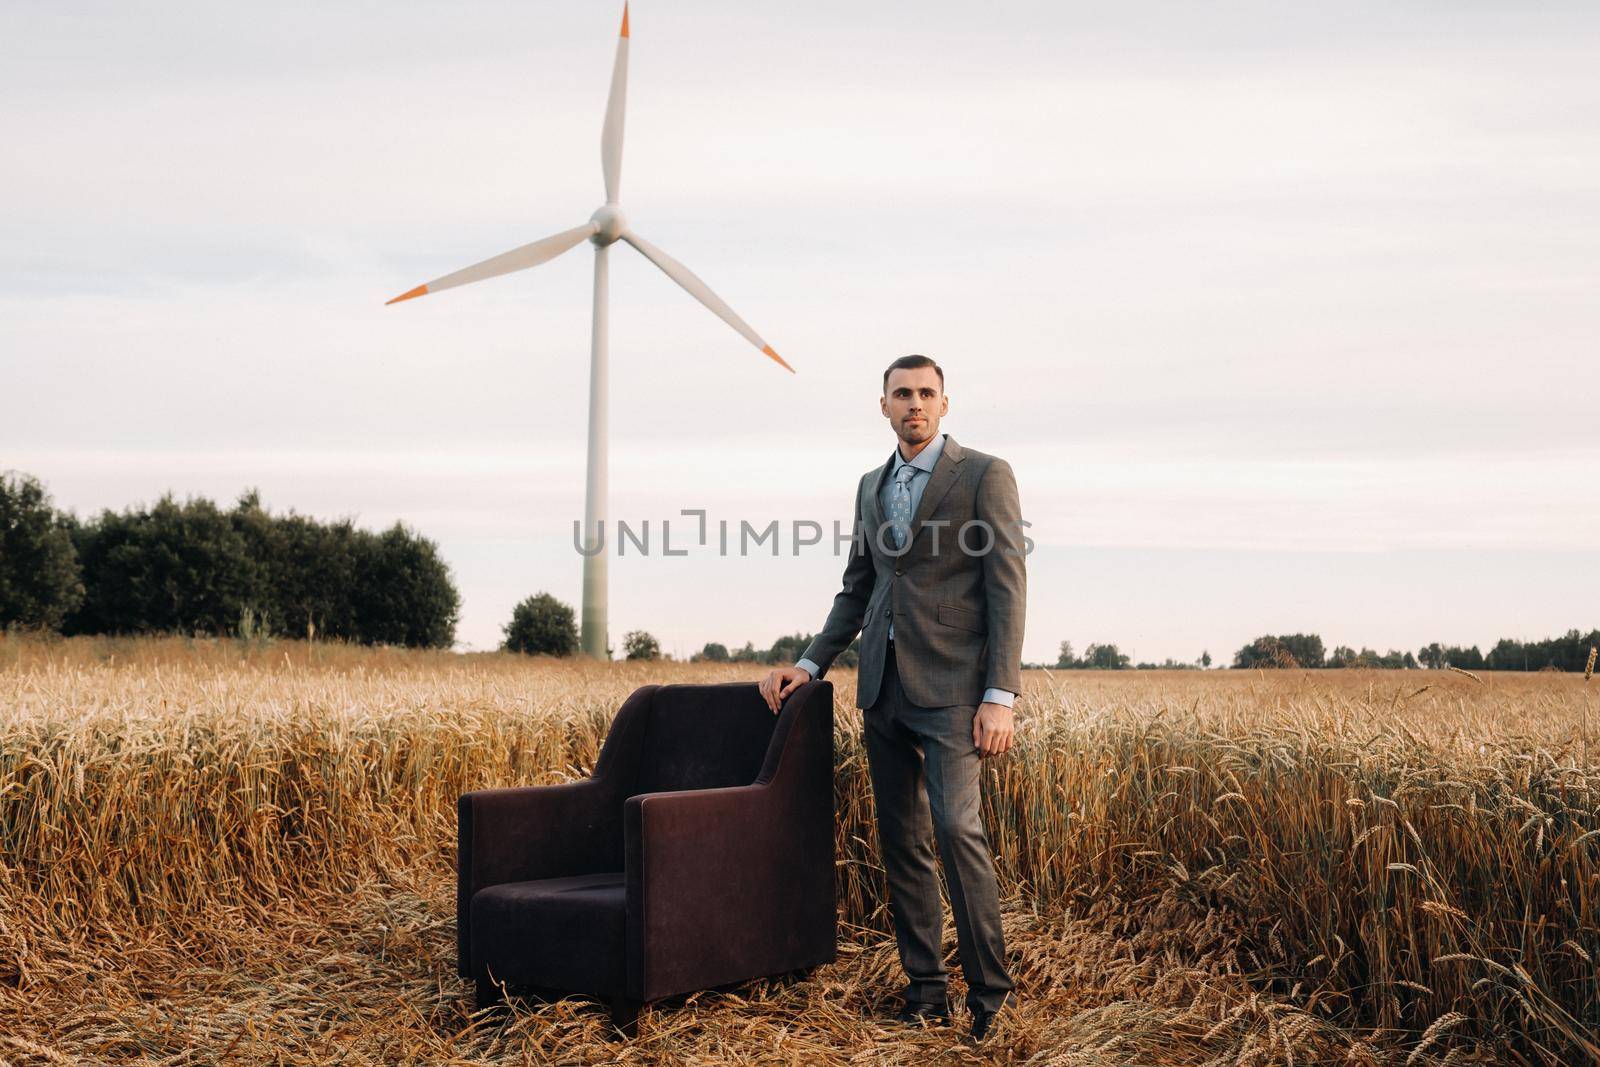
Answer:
xmin=981 ymin=687 xmax=1015 ymax=708
xmin=795 ymin=657 xmax=822 ymax=679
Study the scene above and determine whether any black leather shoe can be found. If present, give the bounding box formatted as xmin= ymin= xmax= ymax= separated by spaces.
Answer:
xmin=970 ymin=1008 xmax=1000 ymax=1041
xmin=893 ymin=999 xmax=952 ymax=1026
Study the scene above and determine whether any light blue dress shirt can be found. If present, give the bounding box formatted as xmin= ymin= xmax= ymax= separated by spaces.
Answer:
xmin=796 ymin=432 xmax=1015 ymax=709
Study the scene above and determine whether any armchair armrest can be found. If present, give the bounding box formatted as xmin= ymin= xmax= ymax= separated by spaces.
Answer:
xmin=458 ymin=778 xmax=621 ymax=976
xmin=624 ymin=777 xmax=834 ymax=1000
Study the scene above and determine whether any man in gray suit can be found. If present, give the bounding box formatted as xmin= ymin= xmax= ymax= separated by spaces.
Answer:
xmin=759 ymin=354 xmax=1025 ymax=1042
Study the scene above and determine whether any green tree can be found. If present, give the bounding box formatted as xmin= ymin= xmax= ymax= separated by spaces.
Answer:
xmin=1442 ymin=645 xmax=1485 ymax=670
xmin=227 ymin=487 xmax=283 ymax=638
xmin=66 ymin=492 xmax=258 ymax=636
xmin=693 ymin=641 xmax=730 ymax=662
xmin=1327 ymin=645 xmax=1358 ymax=668
xmin=349 ymin=522 xmax=460 ymax=648
xmin=1199 ymin=649 xmax=1212 ymax=669
xmin=1282 ymin=633 xmax=1326 ymax=668
xmin=1056 ymin=641 xmax=1079 ymax=668
xmin=1135 ymin=657 xmax=1198 ymax=670
xmin=503 ymin=592 xmax=579 ymax=656
xmin=55 ymin=485 xmax=459 ymax=648
xmin=1419 ymin=632 xmax=1600 ymax=672
xmin=623 ymin=630 xmax=660 ymax=661
xmin=273 ymin=514 xmax=364 ymax=641
xmin=1234 ymin=633 xmax=1324 ymax=669
xmin=1082 ymin=643 xmax=1130 ymax=670
xmin=766 ymin=632 xmax=815 ymax=667
xmin=0 ymin=471 xmax=84 ymax=631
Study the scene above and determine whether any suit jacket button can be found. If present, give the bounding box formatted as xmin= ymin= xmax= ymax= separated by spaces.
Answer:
xmin=894 ymin=568 xmax=903 ymax=576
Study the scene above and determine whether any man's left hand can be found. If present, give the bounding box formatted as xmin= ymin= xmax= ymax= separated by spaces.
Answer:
xmin=972 ymin=701 xmax=1014 ymax=758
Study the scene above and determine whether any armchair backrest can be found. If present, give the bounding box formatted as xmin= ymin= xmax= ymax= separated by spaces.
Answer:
xmin=631 ymin=682 xmax=778 ymax=796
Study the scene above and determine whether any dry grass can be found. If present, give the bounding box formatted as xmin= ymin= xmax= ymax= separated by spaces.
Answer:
xmin=1 ymin=634 xmax=1596 ymax=1064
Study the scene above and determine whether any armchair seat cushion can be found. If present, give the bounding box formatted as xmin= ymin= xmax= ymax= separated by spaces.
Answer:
xmin=470 ymin=871 xmax=627 ymax=995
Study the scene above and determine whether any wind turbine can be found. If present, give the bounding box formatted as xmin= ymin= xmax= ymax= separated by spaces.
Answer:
xmin=386 ymin=2 xmax=793 ymax=661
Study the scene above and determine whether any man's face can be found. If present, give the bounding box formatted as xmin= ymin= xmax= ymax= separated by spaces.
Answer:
xmin=881 ymin=367 xmax=948 ymax=451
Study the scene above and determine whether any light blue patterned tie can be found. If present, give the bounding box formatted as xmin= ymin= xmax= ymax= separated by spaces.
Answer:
xmin=890 ymin=463 xmax=917 ymax=550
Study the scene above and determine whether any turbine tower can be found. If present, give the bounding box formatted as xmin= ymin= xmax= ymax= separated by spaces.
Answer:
xmin=386 ymin=3 xmax=793 ymax=661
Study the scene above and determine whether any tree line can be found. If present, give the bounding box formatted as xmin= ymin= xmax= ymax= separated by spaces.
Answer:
xmin=1041 ymin=634 xmax=1597 ymax=672
xmin=0 ymin=470 xmax=460 ymax=648
xmin=10 ymin=470 xmax=1594 ymax=670
xmin=502 ymin=591 xmax=862 ymax=665
xmin=1040 ymin=642 xmax=1211 ymax=671
xmin=1231 ymin=632 xmax=1600 ymax=671
xmin=1035 ymin=633 xmax=1600 ymax=672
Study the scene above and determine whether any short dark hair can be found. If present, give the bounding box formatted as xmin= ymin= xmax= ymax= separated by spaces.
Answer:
xmin=882 ymin=354 xmax=944 ymax=393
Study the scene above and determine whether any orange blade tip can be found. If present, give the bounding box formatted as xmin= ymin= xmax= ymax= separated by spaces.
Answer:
xmin=620 ymin=3 xmax=629 ymax=38
xmin=385 ymin=283 xmax=428 ymax=306
xmin=762 ymin=344 xmax=795 ymax=373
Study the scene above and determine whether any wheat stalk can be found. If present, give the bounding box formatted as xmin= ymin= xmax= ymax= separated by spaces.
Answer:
xmin=1 ymin=634 xmax=1592 ymax=1064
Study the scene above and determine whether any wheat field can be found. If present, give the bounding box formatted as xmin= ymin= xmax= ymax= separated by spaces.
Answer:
xmin=0 ymin=634 xmax=1596 ymax=1065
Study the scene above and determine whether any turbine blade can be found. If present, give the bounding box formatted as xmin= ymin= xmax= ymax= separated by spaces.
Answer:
xmin=386 ymin=222 xmax=598 ymax=304
xmin=623 ymin=229 xmax=794 ymax=372
xmin=601 ymin=3 xmax=629 ymax=203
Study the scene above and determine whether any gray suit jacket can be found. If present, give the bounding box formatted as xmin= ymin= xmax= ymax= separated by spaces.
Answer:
xmin=799 ymin=434 xmax=1026 ymax=710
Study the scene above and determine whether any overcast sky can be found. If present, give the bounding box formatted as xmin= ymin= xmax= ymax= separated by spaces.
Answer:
xmin=4 ymin=1 xmax=1597 ymax=664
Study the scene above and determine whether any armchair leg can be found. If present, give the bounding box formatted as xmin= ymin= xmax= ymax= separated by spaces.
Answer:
xmin=609 ymin=995 xmax=641 ymax=1039
xmin=475 ymin=978 xmax=504 ymax=1011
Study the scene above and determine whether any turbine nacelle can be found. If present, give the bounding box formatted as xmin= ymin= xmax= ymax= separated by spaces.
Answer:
xmin=589 ymin=204 xmax=628 ymax=247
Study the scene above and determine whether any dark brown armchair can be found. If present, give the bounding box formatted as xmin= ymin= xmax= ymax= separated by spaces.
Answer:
xmin=457 ymin=679 xmax=837 ymax=1036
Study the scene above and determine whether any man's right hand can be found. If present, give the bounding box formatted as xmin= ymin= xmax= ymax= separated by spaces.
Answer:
xmin=758 ymin=666 xmax=812 ymax=715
